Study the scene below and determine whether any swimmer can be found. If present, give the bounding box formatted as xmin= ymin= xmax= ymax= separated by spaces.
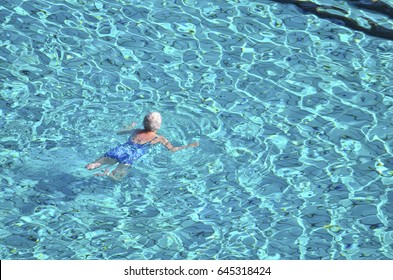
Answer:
xmin=85 ymin=112 xmax=199 ymax=180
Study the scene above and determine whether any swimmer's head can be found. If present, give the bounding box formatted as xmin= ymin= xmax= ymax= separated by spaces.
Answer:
xmin=143 ymin=112 xmax=162 ymax=131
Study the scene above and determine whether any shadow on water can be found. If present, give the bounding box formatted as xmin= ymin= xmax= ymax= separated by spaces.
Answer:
xmin=271 ymin=0 xmax=393 ymax=40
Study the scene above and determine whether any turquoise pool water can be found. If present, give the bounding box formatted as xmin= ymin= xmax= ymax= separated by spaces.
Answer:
xmin=1 ymin=0 xmax=393 ymax=260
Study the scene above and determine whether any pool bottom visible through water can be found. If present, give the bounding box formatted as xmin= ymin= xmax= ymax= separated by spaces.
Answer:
xmin=1 ymin=0 xmax=393 ymax=260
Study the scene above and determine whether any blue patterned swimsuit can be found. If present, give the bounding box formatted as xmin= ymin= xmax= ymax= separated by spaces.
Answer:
xmin=104 ymin=133 xmax=156 ymax=165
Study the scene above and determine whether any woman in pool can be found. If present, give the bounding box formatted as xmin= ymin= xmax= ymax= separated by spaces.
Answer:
xmin=85 ymin=112 xmax=199 ymax=180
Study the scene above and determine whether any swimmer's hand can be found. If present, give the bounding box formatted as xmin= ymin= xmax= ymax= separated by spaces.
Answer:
xmin=188 ymin=142 xmax=199 ymax=148
xmin=124 ymin=122 xmax=137 ymax=130
xmin=117 ymin=122 xmax=137 ymax=135
xmin=157 ymin=137 xmax=199 ymax=152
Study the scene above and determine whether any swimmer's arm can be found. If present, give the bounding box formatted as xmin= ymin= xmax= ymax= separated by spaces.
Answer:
xmin=155 ymin=136 xmax=199 ymax=152
xmin=116 ymin=122 xmax=137 ymax=135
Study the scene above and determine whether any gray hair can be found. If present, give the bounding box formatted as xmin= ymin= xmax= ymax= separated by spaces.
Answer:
xmin=143 ymin=112 xmax=162 ymax=131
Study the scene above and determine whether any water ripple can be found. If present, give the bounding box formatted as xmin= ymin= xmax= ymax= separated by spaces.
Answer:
xmin=1 ymin=0 xmax=393 ymax=260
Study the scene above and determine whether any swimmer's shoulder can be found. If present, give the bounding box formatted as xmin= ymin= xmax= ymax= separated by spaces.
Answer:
xmin=151 ymin=134 xmax=168 ymax=145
